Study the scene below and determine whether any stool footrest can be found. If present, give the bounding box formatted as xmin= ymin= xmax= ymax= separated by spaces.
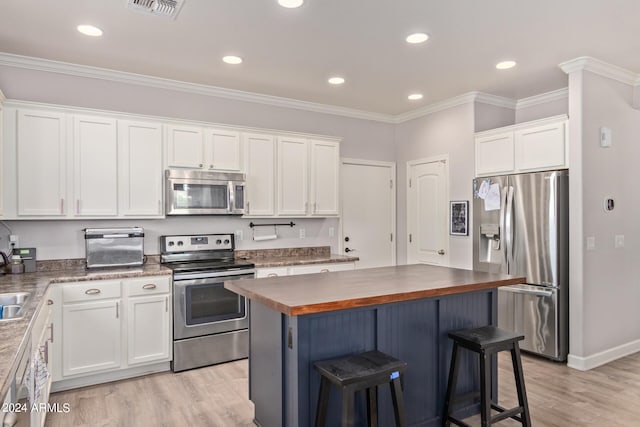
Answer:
xmin=491 ymin=404 xmax=524 ymax=424
xmin=445 ymin=415 xmax=473 ymax=427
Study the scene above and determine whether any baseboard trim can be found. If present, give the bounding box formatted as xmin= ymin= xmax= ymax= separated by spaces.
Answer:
xmin=51 ymin=362 xmax=171 ymax=392
xmin=567 ymin=339 xmax=640 ymax=371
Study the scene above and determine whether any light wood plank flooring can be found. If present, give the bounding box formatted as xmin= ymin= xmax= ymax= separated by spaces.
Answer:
xmin=44 ymin=351 xmax=640 ymax=426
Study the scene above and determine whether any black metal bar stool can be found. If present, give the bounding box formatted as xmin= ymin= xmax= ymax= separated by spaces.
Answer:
xmin=314 ymin=350 xmax=407 ymax=427
xmin=442 ymin=326 xmax=532 ymax=427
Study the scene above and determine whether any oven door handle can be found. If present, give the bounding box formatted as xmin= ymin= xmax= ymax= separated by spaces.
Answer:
xmin=173 ymin=273 xmax=255 ymax=286
xmin=173 ymin=269 xmax=255 ymax=281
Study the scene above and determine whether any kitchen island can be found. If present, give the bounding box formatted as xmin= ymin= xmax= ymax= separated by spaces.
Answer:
xmin=225 ymin=264 xmax=524 ymax=427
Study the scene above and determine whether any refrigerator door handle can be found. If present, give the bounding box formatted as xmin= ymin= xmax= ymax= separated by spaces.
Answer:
xmin=500 ymin=186 xmax=508 ymax=267
xmin=500 ymin=285 xmax=554 ymax=298
xmin=505 ymin=185 xmax=515 ymax=268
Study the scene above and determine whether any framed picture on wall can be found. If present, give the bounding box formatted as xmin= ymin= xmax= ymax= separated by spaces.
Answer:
xmin=450 ymin=201 xmax=469 ymax=236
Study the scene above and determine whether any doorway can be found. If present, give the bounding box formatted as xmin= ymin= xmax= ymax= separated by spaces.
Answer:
xmin=407 ymin=156 xmax=449 ymax=265
xmin=341 ymin=159 xmax=396 ymax=269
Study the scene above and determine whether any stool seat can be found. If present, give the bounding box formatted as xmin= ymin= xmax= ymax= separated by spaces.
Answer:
xmin=443 ymin=326 xmax=531 ymax=427
xmin=448 ymin=325 xmax=524 ymax=352
xmin=314 ymin=350 xmax=407 ymax=427
xmin=314 ymin=350 xmax=406 ymax=386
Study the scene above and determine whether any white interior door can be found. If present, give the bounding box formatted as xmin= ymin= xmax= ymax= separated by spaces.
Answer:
xmin=407 ymin=158 xmax=449 ymax=265
xmin=341 ymin=159 xmax=396 ymax=269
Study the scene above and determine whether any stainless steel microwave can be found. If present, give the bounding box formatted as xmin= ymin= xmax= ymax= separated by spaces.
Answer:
xmin=165 ymin=169 xmax=245 ymax=215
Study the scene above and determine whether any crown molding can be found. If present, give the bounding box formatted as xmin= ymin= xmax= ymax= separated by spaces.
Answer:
xmin=0 ymin=88 xmax=5 ymax=104
xmin=516 ymin=87 xmax=568 ymax=110
xmin=559 ymin=56 xmax=639 ymax=87
xmin=474 ymin=92 xmax=517 ymax=109
xmin=0 ymin=52 xmax=396 ymax=123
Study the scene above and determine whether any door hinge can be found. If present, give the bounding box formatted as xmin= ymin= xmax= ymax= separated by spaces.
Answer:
xmin=409 ymin=233 xmax=412 ymax=243
xmin=287 ymin=327 xmax=293 ymax=349
xmin=390 ymin=179 xmax=393 ymax=189
xmin=409 ymin=179 xmax=412 ymax=188
xmin=390 ymin=233 xmax=393 ymax=242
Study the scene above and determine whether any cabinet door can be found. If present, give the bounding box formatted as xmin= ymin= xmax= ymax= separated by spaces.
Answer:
xmin=244 ymin=133 xmax=276 ymax=216
xmin=204 ymin=128 xmax=242 ymax=171
xmin=288 ymin=262 xmax=355 ymax=275
xmin=515 ymin=120 xmax=567 ymax=172
xmin=73 ymin=115 xmax=118 ymax=216
xmin=475 ymin=132 xmax=515 ymax=176
xmin=255 ymin=267 xmax=289 ymax=278
xmin=309 ymin=140 xmax=340 ymax=216
xmin=277 ymin=136 xmax=308 ymax=216
xmin=166 ymin=124 xmax=204 ymax=168
xmin=17 ymin=110 xmax=67 ymax=216
xmin=118 ymin=120 xmax=164 ymax=217
xmin=127 ymin=294 xmax=171 ymax=366
xmin=62 ymin=299 xmax=121 ymax=376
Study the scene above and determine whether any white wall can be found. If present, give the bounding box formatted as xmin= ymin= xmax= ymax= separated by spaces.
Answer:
xmin=0 ymin=65 xmax=395 ymax=259
xmin=516 ymin=97 xmax=568 ymax=123
xmin=567 ymin=69 xmax=640 ymax=369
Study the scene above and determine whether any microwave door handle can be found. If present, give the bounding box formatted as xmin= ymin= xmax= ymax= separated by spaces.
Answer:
xmin=228 ymin=181 xmax=234 ymax=213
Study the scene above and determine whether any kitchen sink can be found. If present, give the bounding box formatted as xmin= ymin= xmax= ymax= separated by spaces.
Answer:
xmin=0 ymin=292 xmax=31 ymax=321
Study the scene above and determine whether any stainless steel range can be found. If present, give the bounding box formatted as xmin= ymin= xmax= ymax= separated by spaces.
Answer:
xmin=160 ymin=233 xmax=255 ymax=372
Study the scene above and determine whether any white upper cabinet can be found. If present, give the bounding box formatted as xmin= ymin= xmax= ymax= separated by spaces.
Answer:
xmin=309 ymin=140 xmax=340 ymax=216
xmin=277 ymin=136 xmax=308 ymax=216
xmin=73 ymin=115 xmax=118 ymax=216
xmin=514 ymin=120 xmax=567 ymax=172
xmin=166 ymin=124 xmax=204 ymax=168
xmin=244 ymin=132 xmax=276 ymax=216
xmin=475 ymin=115 xmax=568 ymax=177
xmin=118 ymin=120 xmax=164 ymax=217
xmin=167 ymin=125 xmax=242 ymax=172
xmin=204 ymin=128 xmax=242 ymax=171
xmin=17 ymin=109 xmax=67 ymax=216
xmin=0 ymin=101 xmax=4 ymax=217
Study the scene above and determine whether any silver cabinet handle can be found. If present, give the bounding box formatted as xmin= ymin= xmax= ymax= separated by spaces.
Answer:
xmin=320 ymin=269 xmax=330 ymax=273
xmin=158 ymin=200 xmax=162 ymax=214
xmin=47 ymin=299 xmax=53 ymax=305
xmin=116 ymin=302 xmax=119 ymax=319
xmin=210 ymin=164 xmax=214 ymax=169
xmin=199 ymin=163 xmax=204 ymax=168
xmin=60 ymin=198 xmax=65 ymax=214
xmin=267 ymin=273 xmax=278 ymax=277
xmin=246 ymin=201 xmax=251 ymax=214
xmin=314 ymin=203 xmax=317 ymax=213
xmin=49 ymin=322 xmax=54 ymax=343
xmin=165 ymin=296 xmax=168 ymax=312
xmin=142 ymin=284 xmax=157 ymax=290
xmin=76 ymin=199 xmax=81 ymax=214
xmin=85 ymin=288 xmax=101 ymax=295
xmin=42 ymin=341 xmax=49 ymax=365
xmin=438 ymin=249 xmax=445 ymax=255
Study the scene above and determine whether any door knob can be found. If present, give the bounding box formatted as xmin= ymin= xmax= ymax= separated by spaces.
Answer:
xmin=345 ymin=248 xmax=356 ymax=253
xmin=344 ymin=237 xmax=350 ymax=242
xmin=438 ymin=249 xmax=445 ymax=255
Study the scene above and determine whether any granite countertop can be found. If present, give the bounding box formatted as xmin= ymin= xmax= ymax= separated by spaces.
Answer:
xmin=234 ymin=246 xmax=359 ymax=268
xmin=0 ymin=264 xmax=171 ymax=401
xmin=226 ymin=264 xmax=525 ymax=316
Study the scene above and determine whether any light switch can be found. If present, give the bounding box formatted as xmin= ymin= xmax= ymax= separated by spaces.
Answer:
xmin=299 ymin=228 xmax=306 ymax=239
xmin=586 ymin=236 xmax=595 ymax=250
xmin=600 ymin=127 xmax=612 ymax=147
xmin=615 ymin=234 xmax=625 ymax=248
xmin=328 ymin=227 xmax=335 ymax=237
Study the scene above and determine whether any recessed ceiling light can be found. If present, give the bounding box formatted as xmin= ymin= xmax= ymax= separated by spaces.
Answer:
xmin=496 ymin=60 xmax=517 ymax=70
xmin=328 ymin=77 xmax=345 ymax=85
xmin=278 ymin=0 xmax=304 ymax=8
xmin=77 ymin=24 xmax=103 ymax=37
xmin=222 ymin=55 xmax=243 ymax=65
xmin=406 ymin=33 xmax=429 ymax=44
xmin=408 ymin=93 xmax=423 ymax=101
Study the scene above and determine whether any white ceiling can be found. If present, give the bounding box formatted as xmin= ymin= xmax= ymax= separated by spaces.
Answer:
xmin=1 ymin=0 xmax=639 ymax=116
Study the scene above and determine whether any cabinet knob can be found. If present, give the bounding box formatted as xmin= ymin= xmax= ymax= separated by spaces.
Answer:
xmin=199 ymin=163 xmax=204 ymax=168
xmin=438 ymin=249 xmax=446 ymax=255
xmin=47 ymin=299 xmax=53 ymax=305
xmin=210 ymin=164 xmax=214 ymax=169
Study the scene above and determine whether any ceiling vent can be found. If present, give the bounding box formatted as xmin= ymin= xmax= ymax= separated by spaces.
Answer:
xmin=127 ymin=0 xmax=185 ymax=20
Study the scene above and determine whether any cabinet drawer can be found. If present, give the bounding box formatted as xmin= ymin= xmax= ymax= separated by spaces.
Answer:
xmin=288 ymin=262 xmax=355 ymax=275
xmin=126 ymin=276 xmax=171 ymax=296
xmin=62 ymin=279 xmax=121 ymax=303
xmin=256 ymin=267 xmax=289 ymax=278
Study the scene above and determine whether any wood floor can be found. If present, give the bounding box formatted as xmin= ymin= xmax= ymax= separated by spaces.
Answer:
xmin=44 ymin=351 xmax=640 ymax=427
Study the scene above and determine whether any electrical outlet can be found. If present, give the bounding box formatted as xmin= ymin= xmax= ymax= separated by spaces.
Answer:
xmin=586 ymin=236 xmax=595 ymax=251
xmin=299 ymin=228 xmax=306 ymax=239
xmin=234 ymin=230 xmax=243 ymax=241
xmin=9 ymin=235 xmax=19 ymax=248
xmin=328 ymin=227 xmax=335 ymax=237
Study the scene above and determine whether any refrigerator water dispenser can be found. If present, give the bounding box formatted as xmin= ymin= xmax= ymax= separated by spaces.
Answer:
xmin=479 ymin=223 xmax=501 ymax=263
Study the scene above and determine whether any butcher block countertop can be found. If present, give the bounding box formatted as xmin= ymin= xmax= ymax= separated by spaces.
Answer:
xmin=225 ymin=264 xmax=525 ymax=316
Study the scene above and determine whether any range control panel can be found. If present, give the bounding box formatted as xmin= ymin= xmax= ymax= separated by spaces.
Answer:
xmin=161 ymin=234 xmax=234 ymax=252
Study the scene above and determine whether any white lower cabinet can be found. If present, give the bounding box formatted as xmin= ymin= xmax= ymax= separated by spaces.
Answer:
xmin=52 ymin=275 xmax=172 ymax=388
xmin=256 ymin=262 xmax=355 ymax=278
xmin=30 ymin=291 xmax=54 ymax=427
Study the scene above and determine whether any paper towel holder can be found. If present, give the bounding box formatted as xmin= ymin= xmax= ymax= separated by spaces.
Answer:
xmin=249 ymin=222 xmax=295 ymax=228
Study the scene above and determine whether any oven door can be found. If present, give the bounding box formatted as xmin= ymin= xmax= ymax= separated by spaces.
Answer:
xmin=173 ymin=271 xmax=253 ymax=340
xmin=166 ymin=177 xmax=233 ymax=215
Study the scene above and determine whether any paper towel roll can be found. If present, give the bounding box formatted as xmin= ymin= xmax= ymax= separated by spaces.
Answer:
xmin=253 ymin=234 xmax=277 ymax=241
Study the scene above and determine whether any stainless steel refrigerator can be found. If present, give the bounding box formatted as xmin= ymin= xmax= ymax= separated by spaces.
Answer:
xmin=472 ymin=170 xmax=568 ymax=361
